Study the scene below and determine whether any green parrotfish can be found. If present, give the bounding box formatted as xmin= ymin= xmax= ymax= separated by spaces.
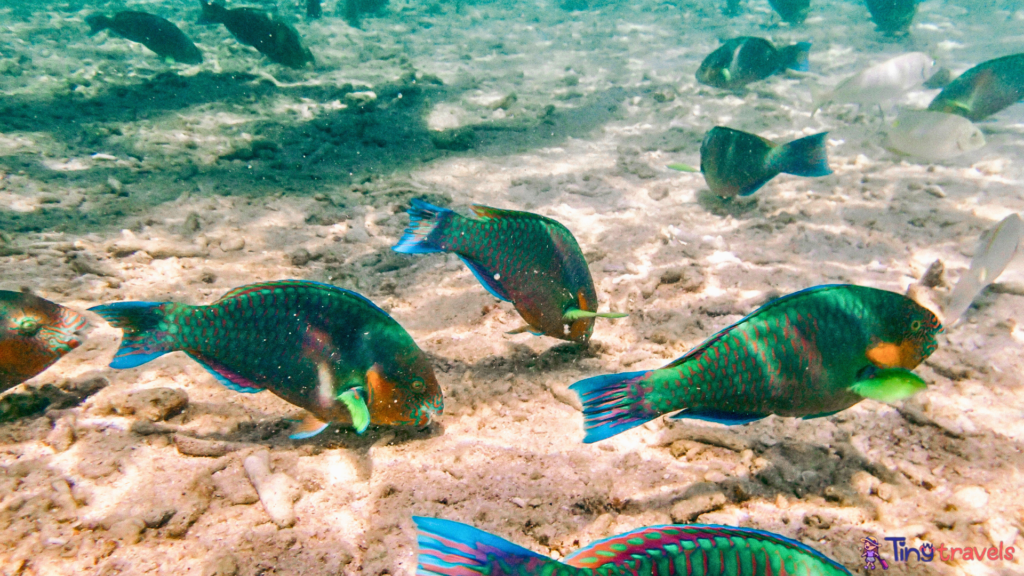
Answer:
xmin=700 ymin=126 xmax=831 ymax=198
xmin=415 ymin=516 xmax=852 ymax=576
xmin=1 ymin=291 xmax=88 ymax=394
xmin=198 ymin=1 xmax=314 ymax=68
xmin=927 ymin=53 xmax=1024 ymax=121
xmin=696 ymin=37 xmax=811 ymax=90
xmin=572 ymin=284 xmax=941 ymax=443
xmin=393 ymin=200 xmax=625 ymax=344
xmin=89 ymin=280 xmax=441 ymax=439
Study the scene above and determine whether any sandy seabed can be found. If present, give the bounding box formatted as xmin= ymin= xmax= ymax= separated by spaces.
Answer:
xmin=1 ymin=0 xmax=1024 ymax=574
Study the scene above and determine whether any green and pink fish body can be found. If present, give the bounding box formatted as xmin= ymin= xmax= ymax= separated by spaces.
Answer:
xmin=393 ymin=200 xmax=624 ymax=344
xmin=89 ymin=280 xmax=442 ymax=438
xmin=415 ymin=517 xmax=852 ymax=576
xmin=572 ymin=285 xmax=941 ymax=443
xmin=1 ymin=291 xmax=87 ymax=393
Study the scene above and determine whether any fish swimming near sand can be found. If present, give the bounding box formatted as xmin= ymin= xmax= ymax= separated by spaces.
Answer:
xmin=865 ymin=0 xmax=917 ymax=34
xmin=1 ymin=291 xmax=88 ymax=394
xmin=944 ymin=213 xmax=1023 ymax=324
xmin=696 ymin=36 xmax=811 ymax=90
xmin=700 ymin=126 xmax=831 ymax=198
xmin=927 ymin=53 xmax=1024 ymax=121
xmin=90 ymin=280 xmax=442 ymax=439
xmin=768 ymin=0 xmax=811 ymax=24
xmin=393 ymin=200 xmax=626 ymax=344
xmin=415 ymin=516 xmax=853 ymax=576
xmin=198 ymin=1 xmax=314 ymax=68
xmin=86 ymin=11 xmax=203 ymax=64
xmin=884 ymin=109 xmax=985 ymax=161
xmin=571 ymin=284 xmax=941 ymax=443
xmin=813 ymin=52 xmax=934 ymax=112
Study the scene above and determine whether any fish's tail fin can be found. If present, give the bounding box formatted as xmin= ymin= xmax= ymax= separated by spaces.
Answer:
xmin=570 ymin=370 xmax=659 ymax=443
xmin=197 ymin=0 xmax=227 ymax=24
xmin=392 ymin=199 xmax=454 ymax=254
xmin=87 ymin=302 xmax=179 ymax=369
xmin=780 ymin=41 xmax=812 ymax=72
xmin=414 ymin=517 xmax=573 ymax=576
xmin=778 ymin=132 xmax=832 ymax=177
xmin=809 ymin=85 xmax=832 ymax=116
xmin=85 ymin=14 xmax=114 ymax=34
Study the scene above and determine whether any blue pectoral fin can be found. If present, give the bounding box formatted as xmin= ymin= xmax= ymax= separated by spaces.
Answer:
xmin=290 ymin=413 xmax=330 ymax=440
xmin=187 ymin=353 xmax=265 ymax=393
xmin=669 ymin=408 xmax=767 ymax=425
xmin=459 ymin=256 xmax=511 ymax=302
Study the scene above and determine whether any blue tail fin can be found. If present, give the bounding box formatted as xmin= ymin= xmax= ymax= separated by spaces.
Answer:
xmin=778 ymin=132 xmax=831 ymax=177
xmin=392 ymin=199 xmax=453 ymax=254
xmin=414 ymin=517 xmax=567 ymax=576
xmin=569 ymin=370 xmax=658 ymax=443
xmin=88 ymin=302 xmax=177 ymax=369
xmin=780 ymin=41 xmax=811 ymax=72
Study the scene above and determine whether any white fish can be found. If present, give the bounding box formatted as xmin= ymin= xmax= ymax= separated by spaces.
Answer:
xmin=884 ymin=109 xmax=985 ymax=161
xmin=813 ymin=52 xmax=935 ymax=111
xmin=944 ymin=213 xmax=1024 ymax=324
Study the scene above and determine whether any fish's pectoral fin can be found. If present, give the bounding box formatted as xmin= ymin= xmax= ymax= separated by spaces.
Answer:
xmin=506 ymin=324 xmax=544 ymax=336
xmin=721 ymin=68 xmax=731 ymax=83
xmin=290 ymin=413 xmax=330 ymax=440
xmin=850 ymin=367 xmax=927 ymax=403
xmin=666 ymin=163 xmax=698 ymax=172
xmin=669 ymin=408 xmax=767 ymax=425
xmin=562 ymin=309 xmax=628 ymax=322
xmin=338 ymin=388 xmax=371 ymax=434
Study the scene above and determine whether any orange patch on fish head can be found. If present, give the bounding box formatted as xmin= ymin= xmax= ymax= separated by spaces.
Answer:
xmin=365 ymin=356 xmax=443 ymax=428
xmin=0 ymin=339 xmax=49 ymax=381
xmin=567 ymin=290 xmax=595 ymax=344
xmin=866 ymin=340 xmax=924 ymax=370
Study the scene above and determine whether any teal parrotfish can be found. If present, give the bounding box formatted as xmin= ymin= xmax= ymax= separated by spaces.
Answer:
xmin=768 ymin=0 xmax=811 ymax=24
xmin=1 ymin=291 xmax=88 ymax=394
xmin=927 ymin=53 xmax=1024 ymax=121
xmin=392 ymin=200 xmax=626 ymax=344
xmin=700 ymin=126 xmax=831 ymax=198
xmin=198 ymin=1 xmax=314 ymax=68
xmin=696 ymin=37 xmax=811 ymax=90
xmin=415 ymin=516 xmax=853 ymax=576
xmin=89 ymin=280 xmax=442 ymax=439
xmin=571 ymin=284 xmax=941 ymax=443
xmin=86 ymin=11 xmax=203 ymax=64
xmin=865 ymin=0 xmax=917 ymax=35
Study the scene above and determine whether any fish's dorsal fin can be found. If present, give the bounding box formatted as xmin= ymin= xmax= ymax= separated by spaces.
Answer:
xmin=662 ymin=284 xmax=852 ymax=369
xmin=214 ymin=279 xmax=394 ymax=322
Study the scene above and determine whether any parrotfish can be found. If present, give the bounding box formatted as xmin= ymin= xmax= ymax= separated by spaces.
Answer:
xmin=865 ymin=0 xmax=917 ymax=35
xmin=768 ymin=0 xmax=810 ymax=24
xmin=944 ymin=213 xmax=1023 ymax=325
xmin=812 ymin=52 xmax=934 ymax=113
xmin=883 ymin=110 xmax=985 ymax=161
xmin=927 ymin=53 xmax=1024 ymax=121
xmin=393 ymin=200 xmax=625 ymax=344
xmin=700 ymin=126 xmax=831 ymax=198
xmin=89 ymin=280 xmax=441 ymax=439
xmin=696 ymin=37 xmax=811 ymax=90
xmin=198 ymin=1 xmax=314 ymax=68
xmin=86 ymin=11 xmax=204 ymax=64
xmin=571 ymin=284 xmax=941 ymax=443
xmin=1 ymin=291 xmax=88 ymax=394
xmin=415 ymin=517 xmax=853 ymax=576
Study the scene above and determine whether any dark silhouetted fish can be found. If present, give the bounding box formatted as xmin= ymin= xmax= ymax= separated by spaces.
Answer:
xmin=696 ymin=37 xmax=810 ymax=90
xmin=198 ymin=1 xmax=314 ymax=68
xmin=927 ymin=53 xmax=1024 ymax=121
xmin=345 ymin=0 xmax=389 ymax=27
xmin=307 ymin=0 xmax=322 ymax=19
xmin=700 ymin=126 xmax=831 ymax=197
xmin=86 ymin=11 xmax=203 ymax=64
xmin=923 ymin=66 xmax=952 ymax=90
xmin=1 ymin=291 xmax=87 ymax=394
xmin=769 ymin=0 xmax=810 ymax=24
xmin=865 ymin=0 xmax=917 ymax=35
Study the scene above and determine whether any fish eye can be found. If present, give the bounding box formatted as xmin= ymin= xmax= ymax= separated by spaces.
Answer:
xmin=910 ymin=320 xmax=922 ymax=332
xmin=16 ymin=317 xmax=41 ymax=336
xmin=410 ymin=378 xmax=425 ymax=392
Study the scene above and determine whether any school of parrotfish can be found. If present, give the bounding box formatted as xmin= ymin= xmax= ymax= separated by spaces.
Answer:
xmin=4 ymin=0 xmax=1024 ymax=573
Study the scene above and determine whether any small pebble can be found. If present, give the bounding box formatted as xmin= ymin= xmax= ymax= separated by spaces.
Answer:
xmin=220 ymin=237 xmax=246 ymax=252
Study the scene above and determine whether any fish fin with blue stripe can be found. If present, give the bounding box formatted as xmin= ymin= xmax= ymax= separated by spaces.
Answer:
xmin=459 ymin=256 xmax=511 ymax=302
xmin=414 ymin=516 xmax=563 ymax=576
xmin=186 ymin=352 xmax=265 ymax=393
xmin=88 ymin=302 xmax=176 ymax=369
xmin=290 ymin=413 xmax=330 ymax=440
xmin=570 ymin=370 xmax=658 ymax=443
xmin=778 ymin=132 xmax=831 ymax=178
xmin=392 ymin=199 xmax=453 ymax=254
xmin=668 ymin=408 xmax=767 ymax=425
